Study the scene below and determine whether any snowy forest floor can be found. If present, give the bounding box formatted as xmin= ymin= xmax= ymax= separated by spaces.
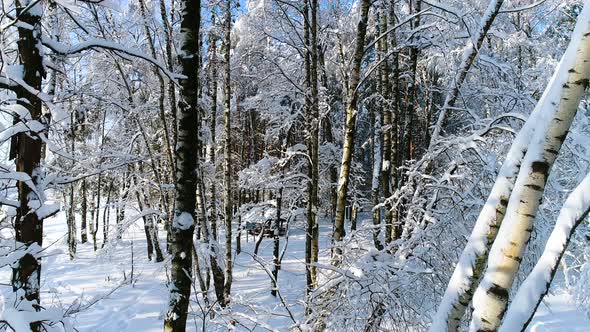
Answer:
xmin=1 ymin=211 xmax=588 ymax=331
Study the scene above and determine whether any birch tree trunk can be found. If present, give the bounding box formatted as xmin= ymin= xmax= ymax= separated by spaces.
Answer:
xmin=427 ymin=1 xmax=529 ymax=329
xmin=389 ymin=0 xmax=401 ymax=243
xmin=304 ymin=0 xmax=320 ymax=291
xmin=207 ymin=21 xmax=219 ymax=241
xmin=469 ymin=8 xmax=590 ymax=330
xmin=222 ymin=0 xmax=233 ymax=305
xmin=271 ymin=187 xmax=283 ymax=297
xmin=332 ymin=0 xmax=371 ymax=264
xmin=164 ymin=0 xmax=201 ymax=329
xmin=371 ymin=101 xmax=383 ymax=250
xmin=196 ymin=169 xmax=226 ymax=305
xmin=500 ymin=172 xmax=590 ymax=332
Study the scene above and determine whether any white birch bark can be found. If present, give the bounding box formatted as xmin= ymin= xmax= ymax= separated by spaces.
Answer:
xmin=500 ymin=172 xmax=590 ymax=332
xmin=469 ymin=4 xmax=590 ymax=330
xmin=430 ymin=2 xmax=590 ymax=330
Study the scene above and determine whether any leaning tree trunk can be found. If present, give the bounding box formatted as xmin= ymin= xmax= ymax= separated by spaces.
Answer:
xmin=332 ymin=0 xmax=371 ymax=264
xmin=427 ymin=0 xmax=505 ymax=151
xmin=427 ymin=0 xmax=520 ymax=329
xmin=500 ymin=172 xmax=590 ymax=332
xmin=469 ymin=8 xmax=590 ymax=330
xmin=10 ymin=3 xmax=47 ymax=330
xmin=164 ymin=0 xmax=201 ymax=330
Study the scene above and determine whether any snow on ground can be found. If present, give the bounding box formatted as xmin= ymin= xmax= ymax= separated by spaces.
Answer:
xmin=1 ymin=211 xmax=588 ymax=331
xmin=1 ymin=210 xmax=331 ymax=331
xmin=528 ymin=292 xmax=590 ymax=332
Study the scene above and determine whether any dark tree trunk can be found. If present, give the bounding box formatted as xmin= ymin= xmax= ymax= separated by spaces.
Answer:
xmin=222 ymin=0 xmax=233 ymax=306
xmin=10 ymin=2 xmax=46 ymax=331
xmin=81 ymin=180 xmax=88 ymax=243
xmin=271 ymin=188 xmax=283 ymax=297
xmin=101 ymin=180 xmax=113 ymax=248
xmin=164 ymin=0 xmax=201 ymax=329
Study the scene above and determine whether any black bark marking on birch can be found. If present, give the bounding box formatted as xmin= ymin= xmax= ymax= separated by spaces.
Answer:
xmin=524 ymin=183 xmax=543 ymax=191
xmin=531 ymin=161 xmax=550 ymax=177
xmin=505 ymin=254 xmax=522 ymax=263
xmin=487 ymin=283 xmax=509 ymax=299
xmin=574 ymin=78 xmax=589 ymax=88
xmin=546 ymin=148 xmax=559 ymax=155
xmin=555 ymin=132 xmax=568 ymax=143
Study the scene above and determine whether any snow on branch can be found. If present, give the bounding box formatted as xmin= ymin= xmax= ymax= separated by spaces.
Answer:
xmin=41 ymin=36 xmax=183 ymax=83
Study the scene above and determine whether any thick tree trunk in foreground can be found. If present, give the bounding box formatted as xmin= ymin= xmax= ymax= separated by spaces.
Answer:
xmin=470 ymin=8 xmax=590 ymax=330
xmin=10 ymin=2 xmax=47 ymax=330
xmin=332 ymin=0 xmax=371 ymax=264
xmin=164 ymin=0 xmax=201 ymax=330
